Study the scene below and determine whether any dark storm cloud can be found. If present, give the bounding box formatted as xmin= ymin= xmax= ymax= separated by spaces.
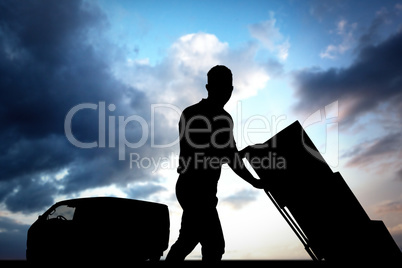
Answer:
xmin=293 ymin=24 xmax=402 ymax=179
xmin=293 ymin=31 xmax=402 ymax=126
xmin=0 ymin=0 xmax=167 ymax=213
xmin=344 ymin=131 xmax=402 ymax=169
xmin=0 ymin=0 xmax=122 ymax=137
xmin=0 ymin=216 xmax=30 ymax=259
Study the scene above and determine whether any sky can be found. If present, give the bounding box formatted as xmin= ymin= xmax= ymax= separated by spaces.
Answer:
xmin=0 ymin=0 xmax=401 ymax=260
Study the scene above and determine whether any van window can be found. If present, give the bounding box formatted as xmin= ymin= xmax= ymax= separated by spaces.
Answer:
xmin=47 ymin=205 xmax=76 ymax=221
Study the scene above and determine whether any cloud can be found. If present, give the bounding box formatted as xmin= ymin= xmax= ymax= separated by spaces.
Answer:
xmin=320 ymin=5 xmax=402 ymax=59
xmin=375 ymin=200 xmax=402 ymax=214
xmin=320 ymin=19 xmax=357 ymax=59
xmin=125 ymin=182 xmax=166 ymax=200
xmin=357 ymin=6 xmax=402 ymax=51
xmin=248 ymin=13 xmax=290 ymax=60
xmin=222 ymin=189 xmax=260 ymax=210
xmin=0 ymin=0 xmax=163 ymax=213
xmin=293 ymin=31 xmax=402 ymax=126
xmin=373 ymin=200 xmax=402 ymax=251
xmin=293 ymin=23 xmax=402 ymax=180
xmin=344 ymin=131 xmax=402 ymax=170
xmin=115 ymin=32 xmax=275 ymax=111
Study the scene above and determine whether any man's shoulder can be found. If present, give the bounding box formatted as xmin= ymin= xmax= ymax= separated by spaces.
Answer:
xmin=182 ymin=100 xmax=231 ymax=116
xmin=182 ymin=101 xmax=202 ymax=114
xmin=181 ymin=100 xmax=206 ymax=119
xmin=180 ymin=100 xmax=233 ymax=127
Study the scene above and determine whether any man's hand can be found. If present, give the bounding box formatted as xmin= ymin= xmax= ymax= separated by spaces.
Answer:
xmin=251 ymin=178 xmax=265 ymax=189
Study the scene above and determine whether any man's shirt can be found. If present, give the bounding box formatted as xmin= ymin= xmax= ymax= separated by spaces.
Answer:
xmin=178 ymin=98 xmax=237 ymax=181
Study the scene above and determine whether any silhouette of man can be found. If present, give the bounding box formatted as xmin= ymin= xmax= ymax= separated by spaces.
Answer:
xmin=166 ymin=65 xmax=264 ymax=261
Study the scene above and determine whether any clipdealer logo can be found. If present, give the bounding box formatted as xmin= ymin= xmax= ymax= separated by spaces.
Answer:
xmin=64 ymin=100 xmax=339 ymax=170
xmin=64 ymin=101 xmax=288 ymax=160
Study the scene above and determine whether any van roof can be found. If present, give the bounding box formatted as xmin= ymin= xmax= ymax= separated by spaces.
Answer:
xmin=50 ymin=197 xmax=167 ymax=209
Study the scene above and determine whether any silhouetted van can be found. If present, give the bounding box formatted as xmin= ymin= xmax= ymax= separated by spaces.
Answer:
xmin=26 ymin=197 xmax=170 ymax=262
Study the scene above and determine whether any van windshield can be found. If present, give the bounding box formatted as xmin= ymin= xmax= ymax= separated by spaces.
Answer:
xmin=47 ymin=205 xmax=76 ymax=221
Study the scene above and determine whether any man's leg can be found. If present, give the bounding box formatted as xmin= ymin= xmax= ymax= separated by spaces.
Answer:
xmin=166 ymin=210 xmax=199 ymax=261
xmin=200 ymin=208 xmax=225 ymax=262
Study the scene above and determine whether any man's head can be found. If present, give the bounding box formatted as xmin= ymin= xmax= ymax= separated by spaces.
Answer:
xmin=206 ymin=65 xmax=233 ymax=107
